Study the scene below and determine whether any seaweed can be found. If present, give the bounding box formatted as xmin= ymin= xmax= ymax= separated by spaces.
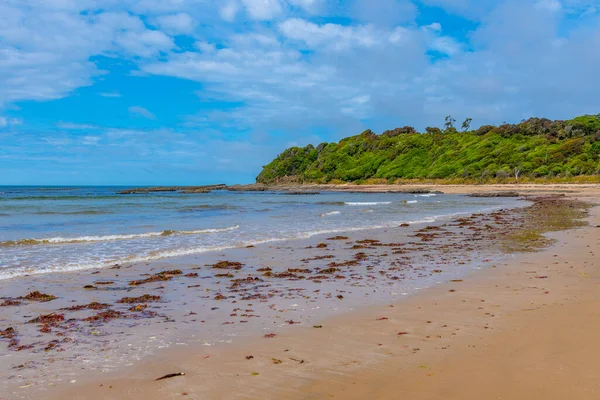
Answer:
xmin=327 ymin=236 xmax=349 ymax=240
xmin=27 ymin=313 xmax=65 ymax=324
xmin=84 ymin=310 xmax=124 ymax=322
xmin=62 ymin=302 xmax=111 ymax=311
xmin=21 ymin=291 xmax=57 ymax=302
xmin=210 ymin=261 xmax=243 ymax=270
xmin=117 ymin=294 xmax=161 ymax=304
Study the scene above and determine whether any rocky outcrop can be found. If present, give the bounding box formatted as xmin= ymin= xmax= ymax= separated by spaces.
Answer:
xmin=469 ymin=191 xmax=520 ymax=198
xmin=118 ymin=184 xmax=227 ymax=195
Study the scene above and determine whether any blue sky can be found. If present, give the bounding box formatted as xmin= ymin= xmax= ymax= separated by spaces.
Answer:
xmin=1 ymin=0 xmax=599 ymax=185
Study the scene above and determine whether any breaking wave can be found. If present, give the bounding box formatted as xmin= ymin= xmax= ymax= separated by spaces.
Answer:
xmin=0 ymin=225 xmax=240 ymax=247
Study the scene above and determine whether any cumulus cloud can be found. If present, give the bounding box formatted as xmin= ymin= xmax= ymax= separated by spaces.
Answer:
xmin=2 ymin=0 xmax=600 ymax=184
xmin=154 ymin=13 xmax=197 ymax=35
xmin=241 ymin=0 xmax=284 ymax=20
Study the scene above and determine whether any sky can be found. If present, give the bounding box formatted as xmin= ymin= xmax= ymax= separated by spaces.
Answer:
xmin=1 ymin=0 xmax=600 ymax=185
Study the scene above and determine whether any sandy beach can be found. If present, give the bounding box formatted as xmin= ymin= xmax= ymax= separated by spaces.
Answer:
xmin=1 ymin=184 xmax=599 ymax=400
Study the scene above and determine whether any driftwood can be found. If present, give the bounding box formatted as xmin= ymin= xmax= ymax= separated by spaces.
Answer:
xmin=155 ymin=372 xmax=185 ymax=381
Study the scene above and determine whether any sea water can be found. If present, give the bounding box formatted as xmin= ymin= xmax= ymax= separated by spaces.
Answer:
xmin=0 ymin=187 xmax=521 ymax=279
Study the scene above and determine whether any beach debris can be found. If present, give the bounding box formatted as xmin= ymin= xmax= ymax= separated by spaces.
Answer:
xmin=160 ymin=269 xmax=183 ymax=275
xmin=245 ymin=355 xmax=254 ymax=360
xmin=155 ymin=372 xmax=185 ymax=381
xmin=535 ymin=276 xmax=548 ymax=279
xmin=117 ymin=294 xmax=162 ymax=304
xmin=94 ymin=281 xmax=115 ymax=285
xmin=316 ymin=243 xmax=328 ymax=248
xmin=185 ymin=273 xmax=199 ymax=278
xmin=210 ymin=261 xmax=243 ymax=270
xmin=129 ymin=304 xmax=148 ymax=312
xmin=21 ymin=291 xmax=57 ymax=302
xmin=83 ymin=285 xmax=97 ymax=289
xmin=1 ymin=327 xmax=16 ymax=339
xmin=376 ymin=317 xmax=389 ymax=321
xmin=1 ymin=299 xmax=21 ymax=306
xmin=397 ymin=332 xmax=409 ymax=336
xmin=272 ymin=358 xmax=282 ymax=364
xmin=327 ymin=236 xmax=349 ymax=240
xmin=27 ymin=313 xmax=65 ymax=324
xmin=251 ymin=372 xmax=259 ymax=376
xmin=129 ymin=274 xmax=172 ymax=286
xmin=264 ymin=333 xmax=277 ymax=338
xmin=62 ymin=302 xmax=111 ymax=311
xmin=313 ymin=325 xmax=323 ymax=329
xmin=84 ymin=310 xmax=124 ymax=322
xmin=290 ymin=358 xmax=305 ymax=364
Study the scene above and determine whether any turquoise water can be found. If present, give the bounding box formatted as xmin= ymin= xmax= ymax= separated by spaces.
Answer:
xmin=0 ymin=186 xmax=520 ymax=279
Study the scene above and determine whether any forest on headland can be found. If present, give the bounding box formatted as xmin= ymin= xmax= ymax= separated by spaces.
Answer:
xmin=256 ymin=114 xmax=600 ymax=185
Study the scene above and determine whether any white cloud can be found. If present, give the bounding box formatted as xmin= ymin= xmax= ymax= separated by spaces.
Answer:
xmin=0 ymin=116 xmax=23 ymax=127
xmin=220 ymin=1 xmax=240 ymax=21
xmin=241 ymin=0 xmax=283 ymax=20
xmin=99 ymin=92 xmax=122 ymax=97
xmin=279 ymin=19 xmax=380 ymax=50
xmin=56 ymin=122 xmax=100 ymax=130
xmin=129 ymin=106 xmax=156 ymax=119
xmin=116 ymin=29 xmax=175 ymax=58
xmin=430 ymin=36 xmax=462 ymax=55
xmin=155 ymin=13 xmax=196 ymax=35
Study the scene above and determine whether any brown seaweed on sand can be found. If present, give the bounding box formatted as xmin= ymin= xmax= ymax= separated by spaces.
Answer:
xmin=129 ymin=304 xmax=148 ymax=312
xmin=62 ymin=302 xmax=111 ymax=311
xmin=1 ymin=327 xmax=16 ymax=339
xmin=1 ymin=299 xmax=21 ymax=307
xmin=84 ymin=310 xmax=124 ymax=322
xmin=117 ymin=294 xmax=162 ymax=304
xmin=327 ymin=236 xmax=349 ymax=240
xmin=129 ymin=269 xmax=182 ymax=285
xmin=210 ymin=261 xmax=244 ymax=270
xmin=21 ymin=291 xmax=57 ymax=302
xmin=27 ymin=313 xmax=65 ymax=324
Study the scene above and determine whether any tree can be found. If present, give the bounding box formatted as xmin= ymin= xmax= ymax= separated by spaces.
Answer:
xmin=514 ymin=167 xmax=521 ymax=184
xmin=425 ymin=126 xmax=442 ymax=135
xmin=444 ymin=115 xmax=456 ymax=133
xmin=461 ymin=118 xmax=472 ymax=132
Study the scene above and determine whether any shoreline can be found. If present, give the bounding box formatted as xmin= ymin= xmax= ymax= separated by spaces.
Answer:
xmin=1 ymin=185 xmax=598 ymax=400
xmin=114 ymin=182 xmax=600 ymax=195
xmin=62 ymin=191 xmax=599 ymax=400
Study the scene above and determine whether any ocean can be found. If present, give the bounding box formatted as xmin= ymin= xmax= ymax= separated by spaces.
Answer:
xmin=0 ymin=186 xmax=521 ymax=280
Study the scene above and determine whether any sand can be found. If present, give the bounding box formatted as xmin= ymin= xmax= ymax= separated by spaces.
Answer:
xmin=2 ymin=184 xmax=599 ymax=400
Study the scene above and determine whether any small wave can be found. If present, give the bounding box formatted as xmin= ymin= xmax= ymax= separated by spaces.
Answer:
xmin=34 ymin=210 xmax=113 ymax=215
xmin=0 ymin=195 xmax=124 ymax=201
xmin=415 ymin=194 xmax=437 ymax=198
xmin=0 ymin=225 xmax=240 ymax=247
xmin=316 ymin=201 xmax=346 ymax=206
xmin=344 ymin=201 xmax=392 ymax=206
xmin=177 ymin=204 xmax=239 ymax=212
xmin=319 ymin=211 xmax=341 ymax=217
xmin=405 ymin=200 xmax=418 ymax=204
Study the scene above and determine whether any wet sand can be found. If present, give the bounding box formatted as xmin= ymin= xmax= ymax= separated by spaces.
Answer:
xmin=1 ymin=185 xmax=599 ymax=400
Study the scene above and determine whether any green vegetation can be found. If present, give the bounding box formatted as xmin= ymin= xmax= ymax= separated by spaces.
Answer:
xmin=257 ymin=114 xmax=600 ymax=184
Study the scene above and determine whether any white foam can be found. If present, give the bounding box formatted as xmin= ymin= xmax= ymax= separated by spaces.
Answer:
xmin=405 ymin=200 xmax=418 ymax=204
xmin=319 ymin=211 xmax=341 ymax=217
xmin=1 ymin=225 xmax=240 ymax=246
